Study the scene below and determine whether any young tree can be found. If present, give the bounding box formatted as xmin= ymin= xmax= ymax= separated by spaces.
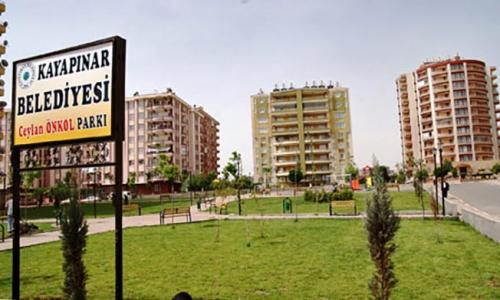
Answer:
xmin=155 ymin=154 xmax=180 ymax=194
xmin=127 ymin=171 xmax=137 ymax=203
xmin=288 ymin=169 xmax=303 ymax=184
xmin=223 ymin=151 xmax=243 ymax=215
xmin=345 ymin=163 xmax=359 ymax=179
xmin=411 ymin=159 xmax=429 ymax=218
xmin=492 ymin=163 xmax=500 ymax=174
xmin=365 ymin=162 xmax=401 ymax=300
xmin=22 ymin=170 xmax=42 ymax=203
xmin=60 ymin=193 xmax=88 ymax=299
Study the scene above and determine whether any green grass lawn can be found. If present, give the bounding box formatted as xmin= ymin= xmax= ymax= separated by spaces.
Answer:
xmin=1 ymin=219 xmax=499 ymax=299
xmin=225 ymin=191 xmax=431 ymax=215
xmin=20 ymin=198 xmax=193 ymax=220
xmin=33 ymin=222 xmax=57 ymax=233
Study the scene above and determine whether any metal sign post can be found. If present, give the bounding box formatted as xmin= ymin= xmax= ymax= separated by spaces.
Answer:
xmin=11 ymin=36 xmax=126 ymax=300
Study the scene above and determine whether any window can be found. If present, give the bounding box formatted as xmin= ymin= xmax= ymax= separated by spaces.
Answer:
xmin=335 ymin=92 xmax=344 ymax=98
xmin=335 ymin=122 xmax=345 ymax=128
xmin=336 ymin=101 xmax=343 ymax=109
xmin=451 ymin=72 xmax=465 ymax=80
xmin=258 ymin=127 xmax=268 ymax=134
xmin=335 ymin=112 xmax=344 ymax=119
xmin=450 ymin=64 xmax=463 ymax=71
xmin=453 ymin=90 xmax=466 ymax=98
xmin=258 ymin=117 xmax=268 ymax=123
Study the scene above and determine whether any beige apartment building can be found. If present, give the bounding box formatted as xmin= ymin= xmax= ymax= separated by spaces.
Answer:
xmin=118 ymin=89 xmax=220 ymax=193
xmin=397 ymin=56 xmax=500 ymax=172
xmin=251 ymin=81 xmax=353 ymax=186
xmin=3 ymin=89 xmax=220 ymax=195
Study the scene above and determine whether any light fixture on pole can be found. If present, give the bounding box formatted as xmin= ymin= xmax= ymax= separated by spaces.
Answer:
xmin=432 ymin=147 xmax=438 ymax=212
xmin=438 ymin=141 xmax=445 ymax=216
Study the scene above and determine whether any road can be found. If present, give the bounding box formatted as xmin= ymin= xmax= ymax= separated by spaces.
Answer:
xmin=450 ymin=181 xmax=500 ymax=216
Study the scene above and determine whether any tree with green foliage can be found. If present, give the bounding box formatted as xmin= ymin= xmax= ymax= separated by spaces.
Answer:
xmin=155 ymin=154 xmax=180 ymax=194
xmin=288 ymin=168 xmax=303 ymax=184
xmin=223 ymin=151 xmax=243 ymax=215
xmin=345 ymin=163 xmax=359 ymax=179
xmin=145 ymin=171 xmax=154 ymax=191
xmin=22 ymin=170 xmax=42 ymax=203
xmin=60 ymin=196 xmax=88 ymax=299
xmin=238 ymin=175 xmax=254 ymax=190
xmin=33 ymin=187 xmax=46 ymax=207
xmin=414 ymin=164 xmax=429 ymax=218
xmin=434 ymin=160 xmax=453 ymax=178
xmin=49 ymin=181 xmax=72 ymax=208
xmin=491 ymin=163 xmax=500 ymax=174
xmin=365 ymin=161 xmax=401 ymax=300
xmin=127 ymin=172 xmax=137 ymax=203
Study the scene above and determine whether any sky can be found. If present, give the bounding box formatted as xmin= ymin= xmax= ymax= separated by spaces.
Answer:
xmin=3 ymin=0 xmax=500 ymax=174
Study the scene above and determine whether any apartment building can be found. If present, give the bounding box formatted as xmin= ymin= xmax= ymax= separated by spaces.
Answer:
xmin=6 ymin=88 xmax=220 ymax=194
xmin=251 ymin=81 xmax=353 ymax=186
xmin=397 ymin=56 xmax=500 ymax=171
xmin=120 ymin=89 xmax=220 ymax=193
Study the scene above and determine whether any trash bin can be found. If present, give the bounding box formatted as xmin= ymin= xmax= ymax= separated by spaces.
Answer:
xmin=196 ymin=200 xmax=201 ymax=210
xmin=282 ymin=197 xmax=292 ymax=213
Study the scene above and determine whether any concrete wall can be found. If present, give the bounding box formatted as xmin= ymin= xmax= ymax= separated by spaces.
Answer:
xmin=445 ymin=194 xmax=500 ymax=243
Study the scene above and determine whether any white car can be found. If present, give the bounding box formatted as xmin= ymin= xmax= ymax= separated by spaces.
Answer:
xmin=60 ymin=195 xmax=100 ymax=204
xmin=108 ymin=191 xmax=132 ymax=201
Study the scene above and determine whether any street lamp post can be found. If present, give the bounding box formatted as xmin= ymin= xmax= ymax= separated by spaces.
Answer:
xmin=438 ymin=143 xmax=445 ymax=216
xmin=0 ymin=170 xmax=6 ymax=206
xmin=432 ymin=148 xmax=438 ymax=211
xmin=189 ymin=171 xmax=193 ymax=206
xmin=93 ymin=170 xmax=97 ymax=219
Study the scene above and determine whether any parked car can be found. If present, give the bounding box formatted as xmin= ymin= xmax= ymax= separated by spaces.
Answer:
xmin=60 ymin=195 xmax=100 ymax=205
xmin=108 ymin=191 xmax=132 ymax=201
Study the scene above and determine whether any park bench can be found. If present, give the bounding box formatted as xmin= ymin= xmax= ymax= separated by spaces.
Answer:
xmin=159 ymin=207 xmax=191 ymax=225
xmin=385 ymin=183 xmax=400 ymax=192
xmin=123 ymin=204 xmax=141 ymax=215
xmin=329 ymin=200 xmax=357 ymax=216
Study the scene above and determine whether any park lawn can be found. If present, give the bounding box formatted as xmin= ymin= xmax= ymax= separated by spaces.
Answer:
xmin=225 ymin=191 xmax=431 ymax=215
xmin=0 ymin=219 xmax=499 ymax=299
xmin=20 ymin=198 xmax=193 ymax=220
xmin=33 ymin=222 xmax=58 ymax=233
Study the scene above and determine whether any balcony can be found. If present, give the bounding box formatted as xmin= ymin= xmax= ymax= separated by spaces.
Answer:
xmin=272 ymin=117 xmax=298 ymax=125
xmin=271 ymin=108 xmax=297 ymax=116
xmin=305 ymin=169 xmax=332 ymax=175
xmin=274 ymin=149 xmax=300 ymax=157
xmin=303 ymin=116 xmax=328 ymax=124
xmin=272 ymin=127 xmax=299 ymax=136
xmin=274 ymin=160 xmax=298 ymax=167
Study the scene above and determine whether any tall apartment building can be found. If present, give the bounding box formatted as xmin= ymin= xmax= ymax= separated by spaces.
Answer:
xmin=397 ymin=56 xmax=500 ymax=171
xmin=5 ymin=88 xmax=220 ymax=194
xmin=120 ymin=89 xmax=220 ymax=192
xmin=251 ymin=81 xmax=353 ymax=186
